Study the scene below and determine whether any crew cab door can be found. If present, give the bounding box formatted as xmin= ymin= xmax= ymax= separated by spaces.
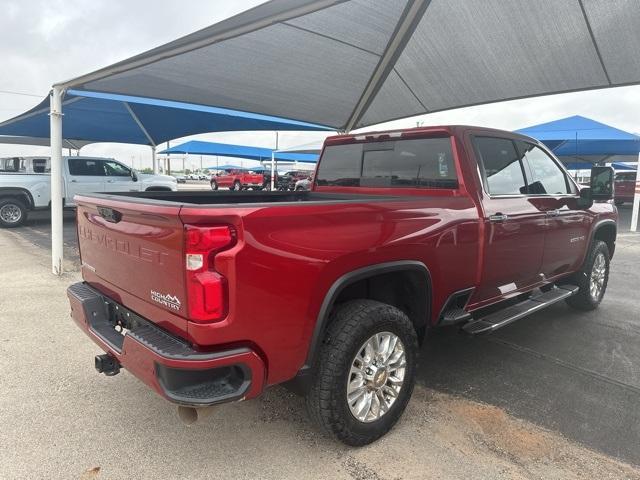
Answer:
xmin=102 ymin=159 xmax=140 ymax=192
xmin=66 ymin=158 xmax=107 ymax=204
xmin=516 ymin=141 xmax=589 ymax=277
xmin=471 ymin=136 xmax=547 ymax=304
xmin=216 ymin=171 xmax=233 ymax=188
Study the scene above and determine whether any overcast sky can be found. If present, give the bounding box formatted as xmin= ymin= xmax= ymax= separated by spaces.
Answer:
xmin=1 ymin=0 xmax=639 ymax=171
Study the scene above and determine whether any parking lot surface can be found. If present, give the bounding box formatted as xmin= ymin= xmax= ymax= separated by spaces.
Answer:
xmin=1 ymin=211 xmax=639 ymax=479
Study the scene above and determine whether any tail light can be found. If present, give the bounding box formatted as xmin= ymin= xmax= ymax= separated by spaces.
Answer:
xmin=184 ymin=225 xmax=236 ymax=322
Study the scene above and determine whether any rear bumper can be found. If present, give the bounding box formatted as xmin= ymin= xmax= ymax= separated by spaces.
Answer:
xmin=67 ymin=282 xmax=265 ymax=406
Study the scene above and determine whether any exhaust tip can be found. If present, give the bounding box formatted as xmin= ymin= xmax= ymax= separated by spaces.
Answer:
xmin=177 ymin=405 xmax=215 ymax=425
xmin=177 ymin=406 xmax=199 ymax=425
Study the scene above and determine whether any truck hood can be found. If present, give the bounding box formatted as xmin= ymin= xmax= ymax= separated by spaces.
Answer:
xmin=138 ymin=173 xmax=176 ymax=183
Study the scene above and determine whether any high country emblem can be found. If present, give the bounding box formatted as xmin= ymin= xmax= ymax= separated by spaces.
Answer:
xmin=151 ymin=290 xmax=181 ymax=311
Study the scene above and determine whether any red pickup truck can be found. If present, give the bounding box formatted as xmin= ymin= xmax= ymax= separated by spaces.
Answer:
xmin=68 ymin=126 xmax=617 ymax=445
xmin=210 ymin=168 xmax=264 ymax=191
xmin=614 ymin=171 xmax=637 ymax=205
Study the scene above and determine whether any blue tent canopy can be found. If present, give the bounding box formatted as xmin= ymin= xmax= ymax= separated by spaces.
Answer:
xmin=0 ymin=90 xmax=332 ymax=146
xmin=516 ymin=116 xmax=640 ymax=157
xmin=159 ymin=140 xmax=319 ymax=163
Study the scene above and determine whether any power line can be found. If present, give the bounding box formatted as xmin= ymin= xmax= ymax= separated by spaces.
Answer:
xmin=0 ymin=89 xmax=43 ymax=98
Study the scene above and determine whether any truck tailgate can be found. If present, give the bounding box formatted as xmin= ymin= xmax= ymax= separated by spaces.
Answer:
xmin=76 ymin=197 xmax=188 ymax=317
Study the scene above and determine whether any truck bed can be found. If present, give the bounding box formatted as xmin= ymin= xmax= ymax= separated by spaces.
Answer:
xmin=83 ymin=190 xmax=401 ymax=206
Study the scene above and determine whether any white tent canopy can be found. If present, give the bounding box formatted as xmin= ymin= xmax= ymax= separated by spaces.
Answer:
xmin=55 ymin=0 xmax=640 ymax=132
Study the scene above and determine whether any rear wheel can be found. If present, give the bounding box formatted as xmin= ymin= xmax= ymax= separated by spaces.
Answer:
xmin=0 ymin=198 xmax=28 ymax=228
xmin=306 ymin=300 xmax=418 ymax=446
xmin=231 ymin=180 xmax=241 ymax=191
xmin=565 ymin=240 xmax=610 ymax=311
xmin=210 ymin=180 xmax=218 ymax=191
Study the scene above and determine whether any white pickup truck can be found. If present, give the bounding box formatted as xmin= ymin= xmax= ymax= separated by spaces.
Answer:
xmin=0 ymin=156 xmax=177 ymax=227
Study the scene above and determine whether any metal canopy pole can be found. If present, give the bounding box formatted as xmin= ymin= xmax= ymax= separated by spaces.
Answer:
xmin=50 ymin=87 xmax=64 ymax=275
xmin=631 ymin=152 xmax=640 ymax=232
xmin=270 ymin=152 xmax=275 ymax=190
xmin=124 ymin=101 xmax=158 ymax=174
xmin=270 ymin=131 xmax=279 ymax=190
xmin=151 ymin=145 xmax=157 ymax=173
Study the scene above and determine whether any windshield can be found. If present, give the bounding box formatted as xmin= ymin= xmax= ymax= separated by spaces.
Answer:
xmin=316 ymin=137 xmax=457 ymax=189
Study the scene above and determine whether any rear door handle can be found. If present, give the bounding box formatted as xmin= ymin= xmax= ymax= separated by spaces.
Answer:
xmin=489 ymin=213 xmax=508 ymax=223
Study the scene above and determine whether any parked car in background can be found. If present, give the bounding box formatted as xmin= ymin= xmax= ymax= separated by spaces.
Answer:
xmin=294 ymin=177 xmax=312 ymax=191
xmin=210 ymin=168 xmax=264 ymax=191
xmin=277 ymin=170 xmax=312 ymax=190
xmin=0 ymin=156 xmax=177 ymax=227
xmin=198 ymin=174 xmax=208 ymax=181
xmin=175 ymin=175 xmax=187 ymax=184
xmin=68 ymin=125 xmax=617 ymax=445
xmin=614 ymin=171 xmax=637 ymax=205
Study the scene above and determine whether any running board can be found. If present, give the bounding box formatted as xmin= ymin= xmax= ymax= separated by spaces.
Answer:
xmin=462 ymin=285 xmax=579 ymax=335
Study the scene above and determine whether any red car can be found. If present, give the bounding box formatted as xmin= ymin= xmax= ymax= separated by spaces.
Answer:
xmin=210 ymin=168 xmax=264 ymax=191
xmin=614 ymin=171 xmax=637 ymax=205
xmin=69 ymin=125 xmax=617 ymax=445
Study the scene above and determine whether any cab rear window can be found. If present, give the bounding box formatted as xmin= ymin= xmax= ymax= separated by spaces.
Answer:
xmin=316 ymin=137 xmax=457 ymax=189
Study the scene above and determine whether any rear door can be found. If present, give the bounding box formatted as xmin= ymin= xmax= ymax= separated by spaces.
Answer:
xmin=66 ymin=158 xmax=107 ymax=203
xmin=471 ymin=136 xmax=547 ymax=304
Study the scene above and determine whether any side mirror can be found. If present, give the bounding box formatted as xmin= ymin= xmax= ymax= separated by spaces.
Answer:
xmin=577 ymin=186 xmax=593 ymax=209
xmin=131 ymin=170 xmax=138 ymax=182
xmin=589 ymin=166 xmax=614 ymax=200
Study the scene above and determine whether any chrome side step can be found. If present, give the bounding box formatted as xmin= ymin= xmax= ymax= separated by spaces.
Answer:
xmin=462 ymin=285 xmax=579 ymax=335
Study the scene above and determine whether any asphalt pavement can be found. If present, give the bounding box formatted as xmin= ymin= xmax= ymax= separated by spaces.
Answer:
xmin=1 ymin=199 xmax=639 ymax=479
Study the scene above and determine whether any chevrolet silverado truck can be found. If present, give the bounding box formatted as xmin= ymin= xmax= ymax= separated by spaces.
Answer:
xmin=210 ymin=168 xmax=264 ymax=191
xmin=67 ymin=126 xmax=617 ymax=445
xmin=0 ymin=156 xmax=177 ymax=227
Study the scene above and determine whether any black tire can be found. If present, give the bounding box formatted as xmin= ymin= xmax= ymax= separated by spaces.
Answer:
xmin=295 ymin=186 xmax=304 ymax=191
xmin=0 ymin=198 xmax=28 ymax=228
xmin=210 ymin=180 xmax=218 ymax=191
xmin=306 ymin=299 xmax=418 ymax=446
xmin=565 ymin=240 xmax=610 ymax=311
xmin=231 ymin=180 xmax=241 ymax=191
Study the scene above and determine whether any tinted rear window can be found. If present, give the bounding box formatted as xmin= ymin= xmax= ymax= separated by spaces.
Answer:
xmin=316 ymin=137 xmax=457 ymax=189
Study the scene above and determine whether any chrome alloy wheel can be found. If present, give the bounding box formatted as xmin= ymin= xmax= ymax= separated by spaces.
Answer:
xmin=347 ymin=332 xmax=406 ymax=423
xmin=590 ymin=252 xmax=606 ymax=300
xmin=0 ymin=203 xmax=22 ymax=224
